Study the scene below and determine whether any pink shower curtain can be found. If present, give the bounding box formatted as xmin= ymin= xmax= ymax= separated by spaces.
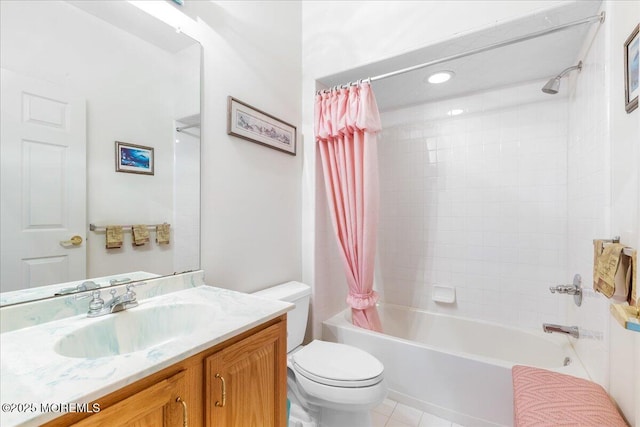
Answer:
xmin=314 ymin=83 xmax=383 ymax=332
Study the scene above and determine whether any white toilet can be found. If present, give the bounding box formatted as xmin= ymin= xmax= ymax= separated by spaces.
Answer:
xmin=253 ymin=281 xmax=387 ymax=427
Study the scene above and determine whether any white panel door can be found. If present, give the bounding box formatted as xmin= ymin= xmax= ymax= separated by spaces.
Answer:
xmin=1 ymin=68 xmax=86 ymax=292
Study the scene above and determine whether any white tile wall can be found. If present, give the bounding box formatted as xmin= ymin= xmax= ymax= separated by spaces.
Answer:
xmin=377 ymin=81 xmax=569 ymax=329
xmin=565 ymin=11 xmax=611 ymax=388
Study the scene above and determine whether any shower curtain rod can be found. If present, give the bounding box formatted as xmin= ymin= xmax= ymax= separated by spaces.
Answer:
xmin=319 ymin=12 xmax=605 ymax=92
xmin=176 ymin=123 xmax=200 ymax=132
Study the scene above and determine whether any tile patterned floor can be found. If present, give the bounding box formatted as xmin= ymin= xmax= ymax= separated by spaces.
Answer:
xmin=371 ymin=398 xmax=467 ymax=427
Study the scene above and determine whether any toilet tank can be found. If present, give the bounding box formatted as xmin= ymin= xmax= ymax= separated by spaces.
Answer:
xmin=253 ymin=281 xmax=310 ymax=352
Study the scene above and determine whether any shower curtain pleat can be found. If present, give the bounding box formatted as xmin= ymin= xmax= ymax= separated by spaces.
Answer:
xmin=315 ymin=84 xmax=383 ymax=332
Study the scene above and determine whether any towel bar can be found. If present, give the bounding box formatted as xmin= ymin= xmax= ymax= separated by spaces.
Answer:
xmin=90 ymin=223 xmax=170 ymax=232
xmin=593 ymin=236 xmax=620 ymax=243
xmin=593 ymin=237 xmax=635 ymax=256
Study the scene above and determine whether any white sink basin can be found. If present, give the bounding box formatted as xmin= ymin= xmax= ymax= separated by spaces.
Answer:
xmin=55 ymin=303 xmax=216 ymax=358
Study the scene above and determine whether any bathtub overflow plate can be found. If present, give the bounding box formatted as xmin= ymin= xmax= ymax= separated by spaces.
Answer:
xmin=573 ymin=274 xmax=582 ymax=307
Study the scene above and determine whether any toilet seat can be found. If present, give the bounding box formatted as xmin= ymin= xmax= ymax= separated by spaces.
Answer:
xmin=292 ymin=340 xmax=384 ymax=388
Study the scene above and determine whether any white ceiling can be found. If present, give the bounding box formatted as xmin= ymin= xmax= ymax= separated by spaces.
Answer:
xmin=318 ymin=1 xmax=603 ymax=112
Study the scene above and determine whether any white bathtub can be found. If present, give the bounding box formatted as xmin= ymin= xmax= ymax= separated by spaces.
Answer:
xmin=322 ymin=303 xmax=588 ymax=427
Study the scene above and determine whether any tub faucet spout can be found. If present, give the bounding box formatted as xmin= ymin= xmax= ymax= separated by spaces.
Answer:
xmin=542 ymin=323 xmax=579 ymax=339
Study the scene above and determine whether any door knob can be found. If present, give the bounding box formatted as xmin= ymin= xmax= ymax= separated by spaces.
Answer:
xmin=60 ymin=235 xmax=83 ymax=247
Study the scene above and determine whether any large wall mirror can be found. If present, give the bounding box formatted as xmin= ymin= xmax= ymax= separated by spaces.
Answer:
xmin=0 ymin=1 xmax=201 ymax=305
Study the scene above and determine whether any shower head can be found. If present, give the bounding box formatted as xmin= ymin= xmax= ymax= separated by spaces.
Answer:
xmin=541 ymin=61 xmax=583 ymax=94
xmin=542 ymin=77 xmax=562 ymax=94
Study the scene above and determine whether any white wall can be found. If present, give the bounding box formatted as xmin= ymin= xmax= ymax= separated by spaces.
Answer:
xmin=0 ymin=1 xmax=191 ymax=278
xmin=173 ymin=44 xmax=201 ymax=121
xmin=603 ymin=0 xmax=639 ymax=412
xmin=377 ymin=82 xmax=568 ymax=329
xmin=172 ymin=44 xmax=202 ymax=275
xmin=173 ymin=1 xmax=303 ymax=293
xmin=565 ymin=1 xmax=640 ymax=423
xmin=173 ymin=121 xmax=200 ymax=273
xmin=302 ymin=0 xmax=571 ymax=338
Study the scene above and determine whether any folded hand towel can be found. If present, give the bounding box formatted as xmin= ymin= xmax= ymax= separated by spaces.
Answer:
xmin=132 ymin=224 xmax=150 ymax=246
xmin=593 ymin=240 xmax=625 ymax=298
xmin=156 ymin=223 xmax=170 ymax=244
xmin=105 ymin=226 xmax=123 ymax=249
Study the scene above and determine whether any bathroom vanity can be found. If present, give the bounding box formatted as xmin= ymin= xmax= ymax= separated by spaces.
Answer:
xmin=0 ymin=273 xmax=292 ymax=427
xmin=45 ymin=316 xmax=287 ymax=427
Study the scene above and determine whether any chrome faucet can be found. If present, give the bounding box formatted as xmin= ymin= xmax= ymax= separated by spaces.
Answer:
xmin=543 ymin=323 xmax=580 ymax=339
xmin=549 ymin=274 xmax=583 ymax=306
xmin=55 ymin=280 xmax=99 ymax=296
xmin=79 ymin=283 xmax=145 ymax=317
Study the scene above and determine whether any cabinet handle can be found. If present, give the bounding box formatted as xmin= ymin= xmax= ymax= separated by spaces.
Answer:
xmin=214 ymin=373 xmax=226 ymax=407
xmin=176 ymin=397 xmax=188 ymax=427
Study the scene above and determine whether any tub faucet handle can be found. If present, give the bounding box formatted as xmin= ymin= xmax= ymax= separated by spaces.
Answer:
xmin=549 ymin=284 xmax=577 ymax=294
xmin=125 ymin=281 xmax=146 ymax=297
xmin=83 ymin=290 xmax=105 ymax=316
xmin=549 ymin=274 xmax=582 ymax=306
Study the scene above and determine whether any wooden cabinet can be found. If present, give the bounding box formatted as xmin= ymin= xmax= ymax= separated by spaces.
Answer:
xmin=43 ymin=315 xmax=287 ymax=427
xmin=71 ymin=371 xmax=187 ymax=427
xmin=205 ymin=323 xmax=287 ymax=427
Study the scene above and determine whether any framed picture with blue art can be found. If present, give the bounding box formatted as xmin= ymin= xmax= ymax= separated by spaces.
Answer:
xmin=115 ymin=141 xmax=154 ymax=175
xmin=624 ymin=23 xmax=639 ymax=113
xmin=227 ymin=96 xmax=297 ymax=155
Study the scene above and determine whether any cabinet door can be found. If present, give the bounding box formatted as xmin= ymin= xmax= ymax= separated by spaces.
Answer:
xmin=205 ymin=322 xmax=287 ymax=427
xmin=71 ymin=370 xmax=188 ymax=427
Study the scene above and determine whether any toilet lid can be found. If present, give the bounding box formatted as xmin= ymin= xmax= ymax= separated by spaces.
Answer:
xmin=292 ymin=340 xmax=384 ymax=388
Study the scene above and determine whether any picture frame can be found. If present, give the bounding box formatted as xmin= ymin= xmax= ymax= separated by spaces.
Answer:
xmin=624 ymin=24 xmax=639 ymax=113
xmin=227 ymin=96 xmax=297 ymax=155
xmin=115 ymin=141 xmax=154 ymax=175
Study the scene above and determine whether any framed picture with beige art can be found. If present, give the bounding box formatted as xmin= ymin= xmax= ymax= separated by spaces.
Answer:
xmin=624 ymin=23 xmax=639 ymax=113
xmin=227 ymin=96 xmax=297 ymax=155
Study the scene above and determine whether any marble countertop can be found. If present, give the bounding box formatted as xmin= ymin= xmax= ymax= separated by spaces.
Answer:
xmin=0 ymin=285 xmax=293 ymax=426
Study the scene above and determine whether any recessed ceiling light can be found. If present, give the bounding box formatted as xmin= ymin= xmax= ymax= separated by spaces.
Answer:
xmin=426 ymin=71 xmax=455 ymax=84
xmin=447 ymin=109 xmax=464 ymax=116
